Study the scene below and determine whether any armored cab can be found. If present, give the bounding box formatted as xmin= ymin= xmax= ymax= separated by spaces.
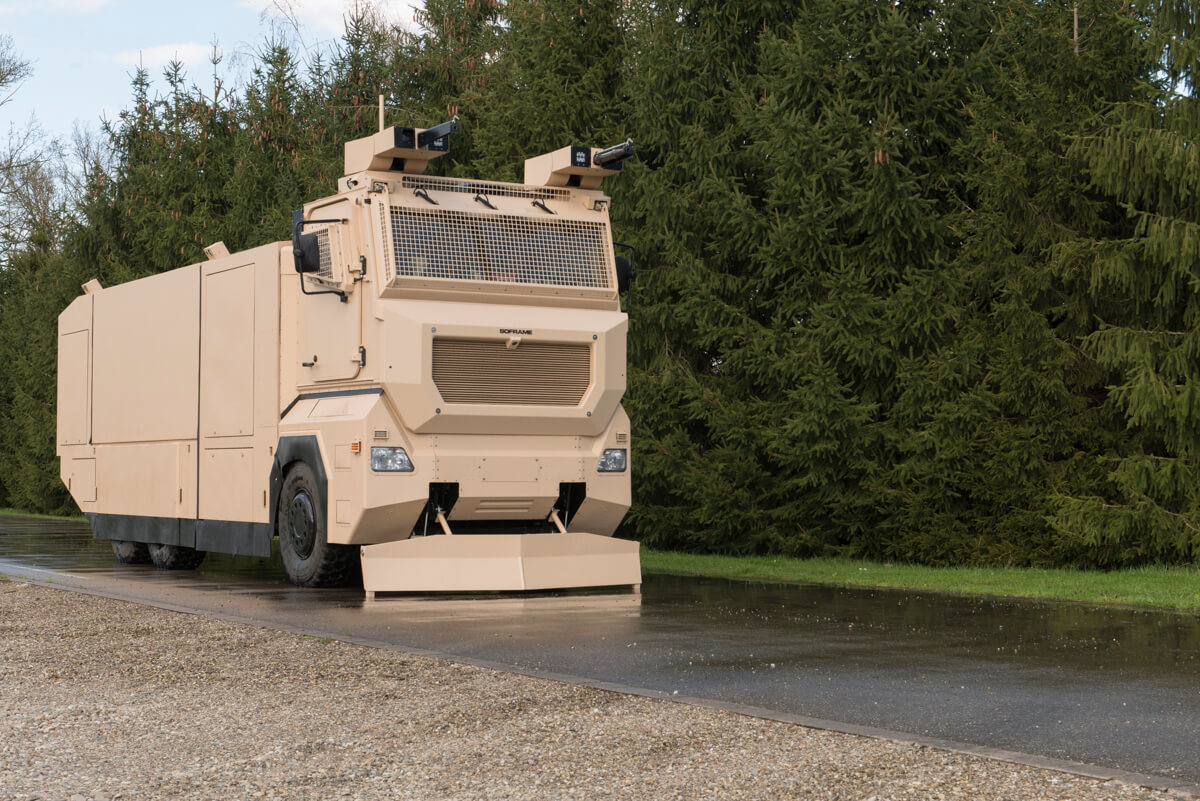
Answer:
xmin=56 ymin=121 xmax=640 ymax=594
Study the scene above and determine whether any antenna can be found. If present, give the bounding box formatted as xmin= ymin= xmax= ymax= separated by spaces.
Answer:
xmin=378 ymin=95 xmax=385 ymax=133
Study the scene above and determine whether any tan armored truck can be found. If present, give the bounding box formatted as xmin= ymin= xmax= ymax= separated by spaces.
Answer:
xmin=56 ymin=120 xmax=641 ymax=594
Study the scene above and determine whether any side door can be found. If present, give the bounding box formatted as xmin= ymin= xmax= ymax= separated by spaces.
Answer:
xmin=297 ymin=197 xmax=363 ymax=383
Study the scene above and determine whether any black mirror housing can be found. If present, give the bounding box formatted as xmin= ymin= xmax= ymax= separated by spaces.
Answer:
xmin=291 ymin=209 xmax=321 ymax=274
xmin=615 ymin=255 xmax=636 ymax=293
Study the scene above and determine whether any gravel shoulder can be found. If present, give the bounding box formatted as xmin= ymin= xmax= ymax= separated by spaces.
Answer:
xmin=0 ymin=581 xmax=1176 ymax=801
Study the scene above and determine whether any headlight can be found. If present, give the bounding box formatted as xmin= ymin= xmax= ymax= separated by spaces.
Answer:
xmin=370 ymin=447 xmax=414 ymax=472
xmin=597 ymin=448 xmax=627 ymax=473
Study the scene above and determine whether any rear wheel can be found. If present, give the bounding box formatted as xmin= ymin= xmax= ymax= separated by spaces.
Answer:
xmin=111 ymin=540 xmax=150 ymax=564
xmin=147 ymin=542 xmax=206 ymax=570
xmin=278 ymin=462 xmax=357 ymax=587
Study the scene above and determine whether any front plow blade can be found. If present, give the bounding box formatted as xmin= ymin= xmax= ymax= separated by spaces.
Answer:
xmin=360 ymin=533 xmax=641 ymax=595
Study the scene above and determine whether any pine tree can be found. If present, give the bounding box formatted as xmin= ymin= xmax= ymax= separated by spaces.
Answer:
xmin=0 ymin=251 xmax=12 ymax=508
xmin=469 ymin=0 xmax=630 ymax=182
xmin=861 ymin=0 xmax=1151 ymax=565
xmin=620 ymin=1 xmax=812 ymax=553
xmin=228 ymin=38 xmax=319 ymax=245
xmin=410 ymin=0 xmax=504 ymax=175
xmin=1049 ymin=0 xmax=1200 ymax=564
xmin=0 ymin=229 xmax=80 ymax=514
xmin=622 ymin=0 xmax=1158 ymax=564
xmin=87 ymin=63 xmax=234 ymax=279
xmin=739 ymin=1 xmax=990 ymax=558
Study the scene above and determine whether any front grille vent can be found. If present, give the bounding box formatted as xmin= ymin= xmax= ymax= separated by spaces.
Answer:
xmin=432 ymin=338 xmax=591 ymax=406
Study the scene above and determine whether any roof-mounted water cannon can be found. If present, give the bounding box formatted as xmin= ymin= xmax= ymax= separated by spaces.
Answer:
xmin=593 ymin=138 xmax=635 ymax=169
xmin=524 ymin=137 xmax=634 ymax=189
xmin=343 ymin=116 xmax=460 ymax=176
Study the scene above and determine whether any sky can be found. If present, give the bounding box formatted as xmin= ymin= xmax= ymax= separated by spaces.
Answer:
xmin=1 ymin=0 xmax=420 ymax=143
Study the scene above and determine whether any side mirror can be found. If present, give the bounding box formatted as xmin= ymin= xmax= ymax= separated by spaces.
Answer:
xmin=291 ymin=209 xmax=321 ymax=274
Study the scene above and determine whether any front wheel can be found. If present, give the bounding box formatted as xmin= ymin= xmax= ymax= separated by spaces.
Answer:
xmin=277 ymin=462 xmax=357 ymax=587
xmin=147 ymin=542 xmax=205 ymax=570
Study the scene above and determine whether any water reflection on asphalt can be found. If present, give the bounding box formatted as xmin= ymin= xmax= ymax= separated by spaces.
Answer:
xmin=2 ymin=515 xmax=1198 ymax=785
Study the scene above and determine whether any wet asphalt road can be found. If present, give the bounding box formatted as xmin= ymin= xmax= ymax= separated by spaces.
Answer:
xmin=2 ymin=515 xmax=1198 ymax=789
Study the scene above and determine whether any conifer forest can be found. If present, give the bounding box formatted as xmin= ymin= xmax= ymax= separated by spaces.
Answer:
xmin=2 ymin=1 xmax=1199 ymax=568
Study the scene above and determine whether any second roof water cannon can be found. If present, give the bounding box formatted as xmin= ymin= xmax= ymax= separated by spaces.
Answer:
xmin=524 ymin=138 xmax=635 ymax=189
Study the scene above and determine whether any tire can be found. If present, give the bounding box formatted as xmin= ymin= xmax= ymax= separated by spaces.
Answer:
xmin=147 ymin=542 xmax=206 ymax=570
xmin=277 ymin=462 xmax=357 ymax=587
xmin=111 ymin=540 xmax=150 ymax=564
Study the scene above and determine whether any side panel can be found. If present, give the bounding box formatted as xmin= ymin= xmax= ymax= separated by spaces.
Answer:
xmin=200 ymin=264 xmax=255 ymax=437
xmin=92 ymin=266 xmax=199 ymax=444
xmin=200 ymin=447 xmax=255 ymax=522
xmin=57 ymin=329 xmax=90 ymax=446
xmin=94 ymin=442 xmax=188 ymax=518
xmin=82 ymin=268 xmax=200 ymax=518
xmin=58 ymin=294 xmax=96 ymax=511
xmin=68 ymin=458 xmax=96 ymax=502
xmin=198 ymin=246 xmax=280 ymax=528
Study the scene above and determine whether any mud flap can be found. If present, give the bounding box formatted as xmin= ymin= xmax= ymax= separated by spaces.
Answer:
xmin=360 ymin=533 xmax=641 ymax=594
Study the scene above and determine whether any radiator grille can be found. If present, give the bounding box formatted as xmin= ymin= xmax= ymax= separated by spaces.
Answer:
xmin=433 ymin=339 xmax=591 ymax=406
xmin=401 ymin=175 xmax=571 ymax=202
xmin=389 ymin=206 xmax=611 ymax=289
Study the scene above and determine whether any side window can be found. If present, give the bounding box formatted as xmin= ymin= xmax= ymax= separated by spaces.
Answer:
xmin=301 ymin=199 xmax=357 ymax=291
xmin=309 ymin=222 xmax=344 ymax=285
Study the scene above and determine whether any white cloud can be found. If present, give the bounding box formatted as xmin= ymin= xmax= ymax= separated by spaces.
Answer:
xmin=113 ymin=42 xmax=217 ymax=70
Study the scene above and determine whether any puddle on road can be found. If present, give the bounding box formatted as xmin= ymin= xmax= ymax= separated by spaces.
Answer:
xmin=650 ymin=574 xmax=1200 ymax=675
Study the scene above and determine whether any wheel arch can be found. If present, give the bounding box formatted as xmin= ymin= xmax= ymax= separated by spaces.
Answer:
xmin=272 ymin=435 xmax=329 ymax=535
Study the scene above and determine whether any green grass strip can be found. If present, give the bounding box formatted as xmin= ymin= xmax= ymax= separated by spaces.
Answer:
xmin=641 ymin=550 xmax=1200 ymax=612
xmin=0 ymin=508 xmax=87 ymax=522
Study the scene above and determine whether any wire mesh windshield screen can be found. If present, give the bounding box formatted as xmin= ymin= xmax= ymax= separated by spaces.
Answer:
xmin=387 ymin=206 xmax=612 ymax=289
